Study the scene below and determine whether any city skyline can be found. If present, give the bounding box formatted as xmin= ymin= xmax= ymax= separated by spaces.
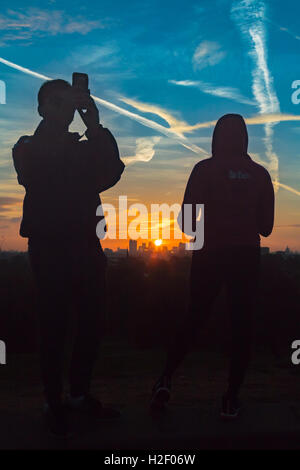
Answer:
xmin=104 ymin=240 xmax=293 ymax=256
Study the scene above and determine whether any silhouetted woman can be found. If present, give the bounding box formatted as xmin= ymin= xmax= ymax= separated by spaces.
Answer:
xmin=151 ymin=114 xmax=274 ymax=418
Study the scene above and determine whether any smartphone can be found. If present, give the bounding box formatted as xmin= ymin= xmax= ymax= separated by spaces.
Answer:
xmin=72 ymin=72 xmax=89 ymax=94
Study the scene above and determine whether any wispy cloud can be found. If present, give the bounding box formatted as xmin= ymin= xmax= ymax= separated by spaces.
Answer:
xmin=231 ymin=0 xmax=280 ymax=185
xmin=117 ymin=95 xmax=208 ymax=154
xmin=0 ymin=196 xmax=21 ymax=206
xmin=273 ymin=182 xmax=300 ymax=197
xmin=121 ymin=137 xmax=161 ymax=165
xmin=69 ymin=45 xmax=119 ymax=68
xmin=172 ymin=113 xmax=300 ymax=133
xmin=119 ymin=97 xmax=189 ymax=135
xmin=0 ymin=8 xmax=104 ymax=45
xmin=0 ymin=56 xmax=209 ymax=157
xmin=169 ymin=79 xmax=255 ymax=106
xmin=0 ymin=196 xmax=22 ymax=220
xmin=192 ymin=41 xmax=226 ymax=70
xmin=276 ymin=224 xmax=300 ymax=228
xmin=1 ymin=55 xmax=299 ymax=197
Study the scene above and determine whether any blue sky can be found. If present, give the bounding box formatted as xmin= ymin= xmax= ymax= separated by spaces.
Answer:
xmin=0 ymin=0 xmax=300 ymax=250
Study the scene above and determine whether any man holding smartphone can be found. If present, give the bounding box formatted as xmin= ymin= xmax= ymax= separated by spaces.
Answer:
xmin=12 ymin=76 xmax=125 ymax=438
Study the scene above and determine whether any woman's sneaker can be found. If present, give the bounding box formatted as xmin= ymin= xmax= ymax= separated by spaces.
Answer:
xmin=150 ymin=375 xmax=171 ymax=410
xmin=220 ymin=393 xmax=241 ymax=420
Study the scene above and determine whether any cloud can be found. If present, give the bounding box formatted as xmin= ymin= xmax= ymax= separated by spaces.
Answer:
xmin=0 ymin=56 xmax=209 ymax=157
xmin=231 ymin=1 xmax=279 ymax=114
xmin=276 ymin=224 xmax=300 ymax=228
xmin=169 ymin=79 xmax=255 ymax=106
xmin=0 ymin=196 xmax=21 ymax=206
xmin=69 ymin=45 xmax=119 ymax=68
xmin=273 ymin=182 xmax=300 ymax=197
xmin=173 ymin=113 xmax=300 ymax=133
xmin=115 ymin=95 xmax=208 ymax=154
xmin=120 ymin=97 xmax=189 ymax=134
xmin=1 ymin=55 xmax=300 ymax=198
xmin=192 ymin=41 xmax=225 ymax=70
xmin=122 ymin=137 xmax=161 ymax=165
xmin=0 ymin=8 xmax=104 ymax=44
xmin=91 ymin=97 xmax=208 ymax=155
xmin=250 ymin=152 xmax=269 ymax=167
xmin=231 ymin=0 xmax=280 ymax=185
xmin=0 ymin=196 xmax=22 ymax=220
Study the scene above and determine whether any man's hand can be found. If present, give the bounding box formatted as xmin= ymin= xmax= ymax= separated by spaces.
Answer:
xmin=75 ymin=92 xmax=100 ymax=131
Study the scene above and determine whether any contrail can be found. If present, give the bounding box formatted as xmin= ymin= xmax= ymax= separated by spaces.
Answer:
xmin=274 ymin=182 xmax=300 ymax=197
xmin=0 ymin=56 xmax=208 ymax=157
xmin=169 ymin=79 xmax=256 ymax=106
xmin=92 ymin=96 xmax=208 ymax=155
xmin=231 ymin=0 xmax=280 ymax=187
xmin=0 ymin=56 xmax=50 ymax=81
xmin=0 ymin=56 xmax=299 ymax=197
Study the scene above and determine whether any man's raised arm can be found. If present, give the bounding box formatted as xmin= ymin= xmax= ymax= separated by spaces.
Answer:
xmin=76 ymin=95 xmax=125 ymax=192
xmin=83 ymin=125 xmax=125 ymax=192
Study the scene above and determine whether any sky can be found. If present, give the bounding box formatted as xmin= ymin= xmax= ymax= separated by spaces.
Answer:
xmin=0 ymin=0 xmax=300 ymax=251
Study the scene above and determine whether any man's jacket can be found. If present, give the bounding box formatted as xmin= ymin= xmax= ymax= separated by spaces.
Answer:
xmin=12 ymin=120 xmax=125 ymax=242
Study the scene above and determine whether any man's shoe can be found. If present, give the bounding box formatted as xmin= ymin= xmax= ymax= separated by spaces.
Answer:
xmin=66 ymin=394 xmax=121 ymax=420
xmin=43 ymin=403 xmax=72 ymax=439
xmin=150 ymin=375 xmax=171 ymax=410
xmin=220 ymin=393 xmax=241 ymax=420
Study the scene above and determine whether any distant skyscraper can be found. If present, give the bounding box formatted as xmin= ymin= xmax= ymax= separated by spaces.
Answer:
xmin=148 ymin=241 xmax=154 ymax=251
xmin=104 ymin=248 xmax=114 ymax=257
xmin=129 ymin=239 xmax=138 ymax=255
xmin=116 ymin=248 xmax=128 ymax=258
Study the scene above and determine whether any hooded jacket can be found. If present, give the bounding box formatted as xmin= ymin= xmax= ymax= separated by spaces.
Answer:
xmin=12 ymin=120 xmax=125 ymax=244
xmin=180 ymin=114 xmax=274 ymax=249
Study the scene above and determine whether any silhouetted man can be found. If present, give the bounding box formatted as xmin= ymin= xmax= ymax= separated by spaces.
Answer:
xmin=12 ymin=79 xmax=125 ymax=437
xmin=151 ymin=114 xmax=274 ymax=419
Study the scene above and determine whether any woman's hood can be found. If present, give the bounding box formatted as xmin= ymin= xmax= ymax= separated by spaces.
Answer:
xmin=212 ymin=113 xmax=248 ymax=160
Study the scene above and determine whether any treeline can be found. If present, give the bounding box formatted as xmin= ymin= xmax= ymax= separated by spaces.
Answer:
xmin=0 ymin=251 xmax=299 ymax=355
